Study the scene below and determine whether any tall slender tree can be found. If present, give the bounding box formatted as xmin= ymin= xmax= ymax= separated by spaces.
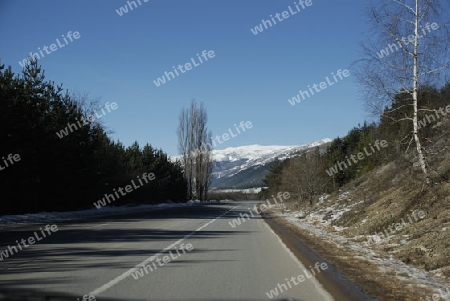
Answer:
xmin=177 ymin=99 xmax=213 ymax=200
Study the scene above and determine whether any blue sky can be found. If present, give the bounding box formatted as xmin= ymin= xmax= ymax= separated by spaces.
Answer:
xmin=0 ymin=0 xmax=372 ymax=156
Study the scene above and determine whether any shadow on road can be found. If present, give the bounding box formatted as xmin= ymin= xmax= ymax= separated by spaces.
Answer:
xmin=0 ymin=202 xmax=261 ymax=292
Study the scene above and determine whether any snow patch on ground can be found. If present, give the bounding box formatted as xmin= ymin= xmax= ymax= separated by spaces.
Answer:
xmin=212 ymin=187 xmax=265 ymax=194
xmin=0 ymin=200 xmax=219 ymax=228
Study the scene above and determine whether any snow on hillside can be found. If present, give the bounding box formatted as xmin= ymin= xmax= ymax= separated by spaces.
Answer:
xmin=211 ymin=139 xmax=332 ymax=179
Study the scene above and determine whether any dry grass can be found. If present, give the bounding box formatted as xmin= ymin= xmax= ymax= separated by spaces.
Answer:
xmin=332 ymin=160 xmax=450 ymax=277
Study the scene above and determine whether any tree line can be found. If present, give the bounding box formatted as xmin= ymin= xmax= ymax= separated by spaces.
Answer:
xmin=261 ymin=84 xmax=450 ymax=204
xmin=0 ymin=60 xmax=187 ymax=215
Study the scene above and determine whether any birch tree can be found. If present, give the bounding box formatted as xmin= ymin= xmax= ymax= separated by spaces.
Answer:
xmin=356 ymin=0 xmax=450 ymax=185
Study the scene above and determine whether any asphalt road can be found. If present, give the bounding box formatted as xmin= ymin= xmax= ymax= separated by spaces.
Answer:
xmin=0 ymin=202 xmax=334 ymax=301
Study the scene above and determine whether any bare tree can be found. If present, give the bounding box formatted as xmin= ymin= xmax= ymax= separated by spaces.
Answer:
xmin=177 ymin=107 xmax=193 ymax=199
xmin=177 ymin=99 xmax=213 ymax=200
xmin=281 ymin=149 xmax=328 ymax=207
xmin=356 ymin=0 xmax=450 ymax=185
xmin=192 ymin=102 xmax=213 ymax=200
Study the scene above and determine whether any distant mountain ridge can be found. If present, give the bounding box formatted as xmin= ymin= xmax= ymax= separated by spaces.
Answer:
xmin=172 ymin=139 xmax=332 ymax=189
xmin=211 ymin=139 xmax=332 ymax=188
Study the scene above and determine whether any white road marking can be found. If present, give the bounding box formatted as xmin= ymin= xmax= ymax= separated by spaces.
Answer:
xmin=89 ymin=206 xmax=239 ymax=296
xmin=90 ymin=223 xmax=109 ymax=228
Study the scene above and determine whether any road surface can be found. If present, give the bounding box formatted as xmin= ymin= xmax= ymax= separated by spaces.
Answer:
xmin=0 ymin=202 xmax=334 ymax=301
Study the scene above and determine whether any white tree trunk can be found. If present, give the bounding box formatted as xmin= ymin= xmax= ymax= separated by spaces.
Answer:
xmin=412 ymin=0 xmax=431 ymax=185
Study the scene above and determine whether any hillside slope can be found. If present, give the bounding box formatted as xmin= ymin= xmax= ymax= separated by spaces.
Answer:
xmin=274 ymin=116 xmax=450 ymax=300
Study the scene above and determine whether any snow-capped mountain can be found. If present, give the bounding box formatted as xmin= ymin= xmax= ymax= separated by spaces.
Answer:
xmin=211 ymin=138 xmax=332 ymax=181
xmin=172 ymin=138 xmax=332 ymax=189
